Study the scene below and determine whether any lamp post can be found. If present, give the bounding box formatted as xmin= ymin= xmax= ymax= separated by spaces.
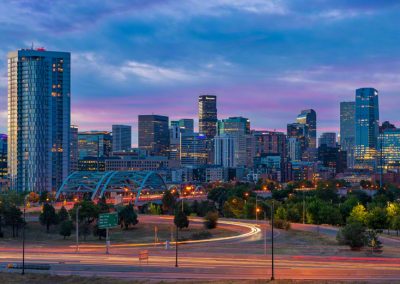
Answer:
xmin=22 ymin=196 xmax=27 ymax=275
xmin=271 ymin=200 xmax=275 ymax=281
xmin=175 ymin=225 xmax=178 ymax=267
xmin=75 ymin=200 xmax=80 ymax=253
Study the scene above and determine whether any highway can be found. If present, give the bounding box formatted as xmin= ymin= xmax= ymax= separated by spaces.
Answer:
xmin=1 ymin=216 xmax=400 ymax=281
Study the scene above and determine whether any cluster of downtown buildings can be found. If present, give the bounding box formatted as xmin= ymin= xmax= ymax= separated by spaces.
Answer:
xmin=0 ymin=48 xmax=399 ymax=193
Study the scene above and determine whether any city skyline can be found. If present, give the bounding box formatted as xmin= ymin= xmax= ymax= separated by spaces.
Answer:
xmin=1 ymin=1 xmax=400 ymax=144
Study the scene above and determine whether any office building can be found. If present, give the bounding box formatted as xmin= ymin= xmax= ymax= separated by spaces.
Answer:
xmin=180 ymin=133 xmax=208 ymax=166
xmin=287 ymin=123 xmax=308 ymax=159
xmin=169 ymin=119 xmax=194 ymax=160
xmin=78 ymin=131 xmax=112 ymax=159
xmin=319 ymin=132 xmax=336 ymax=148
xmin=214 ymin=134 xmax=236 ymax=167
xmin=70 ymin=125 xmax=78 ymax=173
xmin=354 ymin=88 xmax=379 ymax=170
xmin=287 ymin=137 xmax=302 ymax=162
xmin=379 ymin=129 xmax=400 ymax=172
xmin=138 ymin=115 xmax=169 ymax=156
xmin=8 ymin=49 xmax=70 ymax=192
xmin=297 ymin=109 xmax=317 ymax=149
xmin=253 ymin=130 xmax=286 ymax=158
xmin=318 ymin=144 xmax=347 ymax=174
xmin=0 ymin=134 xmax=7 ymax=178
xmin=340 ymin=101 xmax=355 ymax=168
xmin=112 ymin=125 xmax=131 ymax=152
xmin=198 ymin=95 xmax=217 ymax=138
xmin=217 ymin=117 xmax=251 ymax=167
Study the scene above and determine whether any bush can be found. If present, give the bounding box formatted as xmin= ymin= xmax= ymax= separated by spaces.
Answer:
xmin=191 ymin=231 xmax=212 ymax=240
xmin=59 ymin=220 xmax=73 ymax=240
xmin=204 ymin=211 xmax=218 ymax=229
xmin=273 ymin=218 xmax=290 ymax=230
xmin=337 ymin=221 xmax=366 ymax=250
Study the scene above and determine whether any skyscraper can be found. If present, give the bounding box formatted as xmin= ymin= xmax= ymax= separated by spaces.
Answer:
xmin=214 ymin=134 xmax=236 ymax=168
xmin=319 ymin=132 xmax=336 ymax=148
xmin=112 ymin=125 xmax=132 ymax=152
xmin=8 ymin=49 xmax=70 ymax=192
xmin=0 ymin=134 xmax=7 ymax=178
xmin=253 ymin=130 xmax=287 ymax=158
xmin=340 ymin=101 xmax=355 ymax=168
xmin=379 ymin=129 xmax=400 ymax=172
xmin=198 ymin=95 xmax=217 ymax=138
xmin=180 ymin=133 xmax=207 ymax=166
xmin=138 ymin=115 xmax=169 ymax=156
xmin=69 ymin=125 xmax=78 ymax=173
xmin=217 ymin=117 xmax=251 ymax=167
xmin=355 ymin=88 xmax=379 ymax=170
xmin=296 ymin=109 xmax=317 ymax=149
xmin=78 ymin=131 xmax=112 ymax=159
xmin=287 ymin=123 xmax=309 ymax=159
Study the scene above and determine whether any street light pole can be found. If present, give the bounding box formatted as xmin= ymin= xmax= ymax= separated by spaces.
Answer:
xmin=175 ymin=225 xmax=178 ymax=267
xmin=255 ymin=195 xmax=258 ymax=222
xmin=22 ymin=201 xmax=26 ymax=275
xmin=264 ymin=211 xmax=267 ymax=255
xmin=303 ymin=190 xmax=305 ymax=224
xmin=75 ymin=205 xmax=79 ymax=253
xmin=271 ymin=200 xmax=275 ymax=281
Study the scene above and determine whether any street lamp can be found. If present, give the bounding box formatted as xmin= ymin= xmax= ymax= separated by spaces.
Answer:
xmin=270 ymin=200 xmax=275 ymax=281
xmin=22 ymin=194 xmax=28 ymax=275
xmin=74 ymin=200 xmax=80 ymax=253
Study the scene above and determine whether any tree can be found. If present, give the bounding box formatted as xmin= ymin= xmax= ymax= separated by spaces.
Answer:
xmin=149 ymin=203 xmax=161 ymax=215
xmin=222 ymin=197 xmax=244 ymax=218
xmin=366 ymin=207 xmax=388 ymax=232
xmin=162 ymin=190 xmax=176 ymax=214
xmin=58 ymin=206 xmax=69 ymax=223
xmin=337 ymin=221 xmax=367 ymax=249
xmin=275 ymin=206 xmax=288 ymax=220
xmin=207 ymin=187 xmax=228 ymax=209
xmin=27 ymin=192 xmax=39 ymax=203
xmin=118 ymin=203 xmax=138 ymax=230
xmin=204 ymin=211 xmax=218 ymax=229
xmin=39 ymin=191 xmax=49 ymax=203
xmin=366 ymin=229 xmax=383 ymax=254
xmin=390 ymin=215 xmax=400 ymax=236
xmin=39 ymin=203 xmax=58 ymax=233
xmin=348 ymin=204 xmax=368 ymax=225
xmin=4 ymin=205 xmax=24 ymax=238
xmin=97 ymin=196 xmax=111 ymax=213
xmin=70 ymin=200 xmax=99 ymax=240
xmin=174 ymin=209 xmax=189 ymax=229
xmin=59 ymin=220 xmax=73 ymax=239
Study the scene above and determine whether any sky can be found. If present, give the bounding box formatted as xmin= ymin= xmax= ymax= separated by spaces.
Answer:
xmin=0 ymin=0 xmax=399 ymax=145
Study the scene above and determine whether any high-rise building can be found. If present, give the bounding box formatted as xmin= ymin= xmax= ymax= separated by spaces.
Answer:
xmin=296 ymin=109 xmax=317 ymax=149
xmin=319 ymin=132 xmax=336 ymax=148
xmin=78 ymin=131 xmax=112 ymax=159
xmin=178 ymin=119 xmax=194 ymax=133
xmin=180 ymin=133 xmax=208 ymax=166
xmin=340 ymin=101 xmax=356 ymax=168
xmin=253 ymin=130 xmax=286 ymax=158
xmin=287 ymin=123 xmax=309 ymax=159
xmin=287 ymin=137 xmax=301 ymax=162
xmin=354 ymin=88 xmax=379 ymax=170
xmin=0 ymin=134 xmax=7 ymax=178
xmin=8 ymin=49 xmax=70 ymax=192
xmin=217 ymin=117 xmax=251 ymax=167
xmin=198 ymin=95 xmax=217 ymax=138
xmin=112 ymin=125 xmax=132 ymax=152
xmin=138 ymin=115 xmax=169 ymax=156
xmin=69 ymin=125 xmax=78 ymax=173
xmin=214 ymin=134 xmax=236 ymax=168
xmin=169 ymin=119 xmax=194 ymax=161
xmin=378 ymin=129 xmax=400 ymax=172
xmin=380 ymin=121 xmax=396 ymax=133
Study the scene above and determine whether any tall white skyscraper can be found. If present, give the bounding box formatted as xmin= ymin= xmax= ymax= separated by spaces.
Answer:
xmin=8 ymin=48 xmax=71 ymax=192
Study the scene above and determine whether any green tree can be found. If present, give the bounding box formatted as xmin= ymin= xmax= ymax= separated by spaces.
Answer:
xmin=340 ymin=196 xmax=359 ymax=220
xmin=4 ymin=205 xmax=24 ymax=238
xmin=207 ymin=187 xmax=228 ymax=209
xmin=149 ymin=203 xmax=161 ymax=215
xmin=58 ymin=206 xmax=69 ymax=222
xmin=366 ymin=207 xmax=388 ymax=232
xmin=222 ymin=197 xmax=244 ymax=218
xmin=204 ymin=211 xmax=219 ymax=229
xmin=366 ymin=229 xmax=383 ymax=254
xmin=97 ymin=196 xmax=111 ymax=213
xmin=118 ymin=203 xmax=138 ymax=230
xmin=174 ymin=209 xmax=189 ymax=229
xmin=348 ymin=204 xmax=368 ymax=225
xmin=59 ymin=220 xmax=73 ymax=239
xmin=337 ymin=221 xmax=367 ymax=249
xmin=162 ymin=190 xmax=176 ymax=214
xmin=390 ymin=215 xmax=400 ymax=236
xmin=70 ymin=200 xmax=99 ymax=240
xmin=275 ymin=206 xmax=288 ymax=220
xmin=39 ymin=203 xmax=58 ymax=233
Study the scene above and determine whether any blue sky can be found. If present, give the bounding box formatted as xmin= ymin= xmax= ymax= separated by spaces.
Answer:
xmin=0 ymin=0 xmax=399 ymax=144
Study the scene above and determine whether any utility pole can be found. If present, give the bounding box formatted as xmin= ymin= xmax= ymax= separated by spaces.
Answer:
xmin=303 ymin=190 xmax=305 ymax=224
xmin=175 ymin=225 xmax=178 ymax=267
xmin=22 ymin=200 xmax=26 ymax=275
xmin=271 ymin=201 xmax=275 ymax=281
xmin=255 ymin=194 xmax=258 ymax=222
xmin=264 ymin=211 xmax=267 ymax=255
xmin=75 ymin=205 xmax=80 ymax=253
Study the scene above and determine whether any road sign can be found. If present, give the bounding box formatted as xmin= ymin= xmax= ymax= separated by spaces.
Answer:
xmin=98 ymin=212 xmax=118 ymax=229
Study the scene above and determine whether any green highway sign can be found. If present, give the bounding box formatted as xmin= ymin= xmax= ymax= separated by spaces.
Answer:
xmin=98 ymin=212 xmax=118 ymax=229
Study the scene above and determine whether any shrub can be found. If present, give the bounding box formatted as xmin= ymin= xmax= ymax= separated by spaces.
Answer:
xmin=273 ymin=218 xmax=290 ymax=230
xmin=204 ymin=211 xmax=219 ymax=229
xmin=59 ymin=220 xmax=73 ymax=240
xmin=337 ymin=221 xmax=367 ymax=250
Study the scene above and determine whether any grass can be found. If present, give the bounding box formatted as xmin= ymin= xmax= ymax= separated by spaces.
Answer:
xmin=0 ymin=218 xmax=236 ymax=246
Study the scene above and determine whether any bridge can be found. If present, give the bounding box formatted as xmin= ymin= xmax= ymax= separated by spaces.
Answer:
xmin=56 ymin=171 xmax=168 ymax=205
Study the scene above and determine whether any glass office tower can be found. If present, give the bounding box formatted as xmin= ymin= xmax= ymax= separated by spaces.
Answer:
xmin=138 ymin=115 xmax=169 ymax=156
xmin=198 ymin=95 xmax=217 ymax=139
xmin=354 ymin=88 xmax=379 ymax=170
xmin=112 ymin=125 xmax=132 ymax=152
xmin=8 ymin=49 xmax=71 ymax=192
xmin=296 ymin=109 xmax=317 ymax=149
xmin=340 ymin=101 xmax=356 ymax=168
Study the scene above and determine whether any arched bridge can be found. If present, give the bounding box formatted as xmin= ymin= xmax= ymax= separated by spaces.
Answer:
xmin=56 ymin=171 xmax=167 ymax=204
